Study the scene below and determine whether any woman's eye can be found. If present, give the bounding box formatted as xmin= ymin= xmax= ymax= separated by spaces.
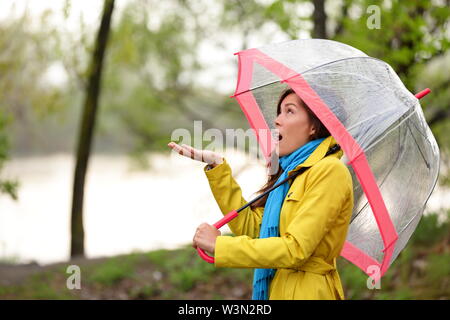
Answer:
xmin=287 ymin=108 xmax=293 ymax=114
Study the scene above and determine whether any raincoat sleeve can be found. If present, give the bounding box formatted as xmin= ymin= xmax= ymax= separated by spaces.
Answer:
xmin=204 ymin=158 xmax=264 ymax=238
xmin=214 ymin=158 xmax=352 ymax=269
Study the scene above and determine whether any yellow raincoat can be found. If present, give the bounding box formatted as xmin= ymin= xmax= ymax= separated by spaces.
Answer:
xmin=204 ymin=136 xmax=354 ymax=300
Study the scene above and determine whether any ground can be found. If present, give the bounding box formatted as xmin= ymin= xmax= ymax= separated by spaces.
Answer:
xmin=0 ymin=212 xmax=448 ymax=300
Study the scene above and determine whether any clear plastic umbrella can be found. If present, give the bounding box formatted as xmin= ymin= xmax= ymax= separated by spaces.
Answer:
xmin=218 ymin=39 xmax=440 ymax=280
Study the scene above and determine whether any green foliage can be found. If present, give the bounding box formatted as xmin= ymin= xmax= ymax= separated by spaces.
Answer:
xmin=331 ymin=0 xmax=450 ymax=173
xmin=146 ymin=249 xmax=170 ymax=266
xmin=27 ymin=273 xmax=74 ymax=300
xmin=220 ymin=267 xmax=253 ymax=284
xmin=375 ymin=287 xmax=414 ymax=300
xmin=411 ymin=210 xmax=450 ymax=246
xmin=169 ymin=268 xmax=205 ymax=292
xmin=0 ymin=8 xmax=74 ymax=157
xmin=221 ymin=0 xmax=450 ymax=181
xmin=337 ymin=260 xmax=370 ymax=299
xmin=1 ymin=224 xmax=448 ymax=300
xmin=88 ymin=0 xmax=246 ymax=164
xmin=426 ymin=253 xmax=450 ymax=284
xmin=2 ymin=0 xmax=447 ymax=175
xmin=337 ymin=210 xmax=450 ymax=299
xmin=166 ymin=247 xmax=216 ymax=291
xmin=0 ymin=271 xmax=75 ymax=300
xmin=0 ymin=111 xmax=18 ymax=200
xmin=87 ymin=256 xmax=138 ymax=286
xmin=333 ymin=0 xmax=450 ymax=85
xmin=148 ymin=245 xmax=252 ymax=292
xmin=129 ymin=284 xmax=160 ymax=299
xmin=390 ymin=210 xmax=450 ymax=297
xmin=397 ymin=246 xmax=414 ymax=285
xmin=263 ymin=0 xmax=308 ymax=38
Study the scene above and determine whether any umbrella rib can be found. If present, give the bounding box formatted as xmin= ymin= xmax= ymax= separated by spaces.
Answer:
xmin=349 ymin=147 xmax=401 ymax=225
xmin=393 ymin=125 xmax=439 ymax=238
xmin=406 ymin=120 xmax=430 ymax=169
xmin=350 ymin=105 xmax=432 ymax=225
xmin=350 ymin=117 xmax=407 ymax=224
xmin=393 ymin=213 xmax=423 ymax=256
xmin=302 ymin=71 xmax=393 ymax=95
xmin=408 ymin=111 xmax=434 ymax=141
xmin=233 ymin=56 xmax=393 ymax=97
xmin=362 ymin=105 xmax=416 ymax=154
xmin=398 ymin=214 xmax=420 ymax=235
xmin=300 ymin=56 xmax=389 ymax=77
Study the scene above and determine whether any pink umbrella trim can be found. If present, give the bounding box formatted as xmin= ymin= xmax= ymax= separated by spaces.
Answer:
xmin=229 ymin=48 xmax=421 ymax=278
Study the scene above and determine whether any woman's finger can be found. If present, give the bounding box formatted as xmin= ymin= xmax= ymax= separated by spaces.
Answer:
xmin=168 ymin=142 xmax=194 ymax=159
xmin=168 ymin=142 xmax=183 ymax=153
xmin=181 ymin=144 xmax=199 ymax=155
xmin=193 ymin=233 xmax=200 ymax=249
xmin=182 ymin=144 xmax=202 ymax=162
xmin=169 ymin=142 xmax=211 ymax=163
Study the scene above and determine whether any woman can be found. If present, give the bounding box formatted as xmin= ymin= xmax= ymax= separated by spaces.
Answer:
xmin=168 ymin=88 xmax=354 ymax=300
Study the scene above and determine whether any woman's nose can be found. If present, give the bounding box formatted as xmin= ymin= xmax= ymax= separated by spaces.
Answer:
xmin=275 ymin=114 xmax=282 ymax=127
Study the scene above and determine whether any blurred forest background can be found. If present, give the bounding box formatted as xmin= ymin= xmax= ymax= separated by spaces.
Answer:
xmin=0 ymin=0 xmax=449 ymax=299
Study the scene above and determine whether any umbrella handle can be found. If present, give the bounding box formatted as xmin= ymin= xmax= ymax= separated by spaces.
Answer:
xmin=196 ymin=210 xmax=239 ymax=263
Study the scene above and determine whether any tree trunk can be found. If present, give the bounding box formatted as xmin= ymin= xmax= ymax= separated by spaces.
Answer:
xmin=70 ymin=0 xmax=115 ymax=258
xmin=312 ymin=0 xmax=327 ymax=39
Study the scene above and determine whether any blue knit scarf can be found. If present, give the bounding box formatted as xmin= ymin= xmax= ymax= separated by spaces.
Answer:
xmin=252 ymin=137 xmax=325 ymax=300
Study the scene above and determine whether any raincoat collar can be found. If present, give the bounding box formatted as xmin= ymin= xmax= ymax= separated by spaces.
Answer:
xmin=287 ymin=135 xmax=343 ymax=176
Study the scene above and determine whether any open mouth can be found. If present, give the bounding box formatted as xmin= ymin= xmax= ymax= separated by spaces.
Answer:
xmin=278 ymin=134 xmax=283 ymax=141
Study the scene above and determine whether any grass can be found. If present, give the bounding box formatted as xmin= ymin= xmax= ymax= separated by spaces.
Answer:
xmin=87 ymin=257 xmax=137 ymax=286
xmin=344 ymin=210 xmax=450 ymax=300
xmin=0 ymin=271 xmax=76 ymax=299
xmin=426 ymin=253 xmax=450 ymax=284
xmin=411 ymin=210 xmax=450 ymax=246
xmin=0 ymin=210 xmax=448 ymax=299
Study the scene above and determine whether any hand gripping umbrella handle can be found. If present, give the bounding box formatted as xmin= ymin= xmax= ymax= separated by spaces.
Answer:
xmin=196 ymin=210 xmax=239 ymax=263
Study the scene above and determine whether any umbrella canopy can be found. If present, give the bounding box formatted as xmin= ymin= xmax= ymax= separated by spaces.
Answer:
xmin=231 ymin=39 xmax=440 ymax=279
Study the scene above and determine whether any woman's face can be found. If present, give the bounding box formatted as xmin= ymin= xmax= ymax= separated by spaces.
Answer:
xmin=275 ymin=93 xmax=316 ymax=157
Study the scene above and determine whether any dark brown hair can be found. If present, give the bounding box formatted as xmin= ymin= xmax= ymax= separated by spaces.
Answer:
xmin=249 ymin=88 xmax=330 ymax=210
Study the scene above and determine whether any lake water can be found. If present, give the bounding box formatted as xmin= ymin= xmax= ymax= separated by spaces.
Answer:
xmin=0 ymin=151 xmax=267 ymax=265
xmin=0 ymin=151 xmax=448 ymax=265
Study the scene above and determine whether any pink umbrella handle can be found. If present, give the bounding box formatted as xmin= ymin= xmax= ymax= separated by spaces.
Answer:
xmin=196 ymin=210 xmax=239 ymax=263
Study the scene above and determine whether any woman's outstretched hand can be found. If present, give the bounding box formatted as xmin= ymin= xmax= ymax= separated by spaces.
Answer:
xmin=167 ymin=142 xmax=224 ymax=167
